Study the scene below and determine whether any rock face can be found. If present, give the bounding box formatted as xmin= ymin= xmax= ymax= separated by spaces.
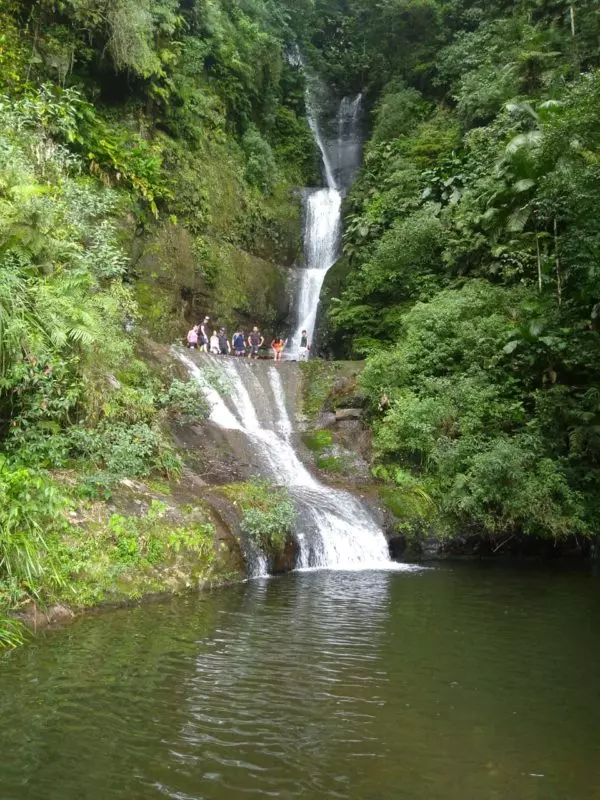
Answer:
xmin=16 ymin=603 xmax=75 ymax=631
xmin=270 ymin=536 xmax=301 ymax=575
xmin=335 ymin=408 xmax=362 ymax=420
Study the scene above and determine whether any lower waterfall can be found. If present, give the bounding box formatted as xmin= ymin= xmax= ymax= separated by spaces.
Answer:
xmin=178 ymin=353 xmax=401 ymax=574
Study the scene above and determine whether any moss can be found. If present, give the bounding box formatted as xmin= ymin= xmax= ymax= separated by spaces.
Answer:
xmin=47 ymin=498 xmax=235 ymax=609
xmin=133 ymin=221 xmax=290 ymax=341
xmin=300 ymin=360 xmax=368 ymax=420
xmin=302 ymin=429 xmax=334 ymax=452
xmin=315 ymin=454 xmax=346 ymax=473
xmin=300 ymin=360 xmax=338 ymax=420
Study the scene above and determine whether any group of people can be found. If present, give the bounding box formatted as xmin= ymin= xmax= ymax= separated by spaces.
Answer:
xmin=186 ymin=316 xmax=311 ymax=361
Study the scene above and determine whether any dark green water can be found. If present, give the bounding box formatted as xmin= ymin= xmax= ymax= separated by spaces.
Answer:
xmin=2 ymin=564 xmax=600 ymax=800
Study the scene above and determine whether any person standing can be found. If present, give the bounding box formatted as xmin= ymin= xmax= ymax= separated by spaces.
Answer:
xmin=209 ymin=330 xmax=220 ymax=355
xmin=186 ymin=325 xmax=199 ymax=349
xmin=299 ymin=330 xmax=310 ymax=361
xmin=200 ymin=316 xmax=211 ymax=353
xmin=232 ymin=329 xmax=246 ymax=357
xmin=218 ymin=328 xmax=231 ymax=355
xmin=248 ymin=326 xmax=264 ymax=359
xmin=271 ymin=336 xmax=287 ymax=362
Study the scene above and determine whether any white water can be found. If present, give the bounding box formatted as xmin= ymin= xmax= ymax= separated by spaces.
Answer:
xmin=177 ymin=353 xmax=394 ymax=573
xmin=172 ymin=68 xmax=403 ymax=575
xmin=288 ymin=76 xmax=362 ymax=357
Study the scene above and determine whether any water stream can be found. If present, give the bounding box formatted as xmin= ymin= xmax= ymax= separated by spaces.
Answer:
xmin=178 ymin=69 xmax=386 ymax=575
xmin=178 ymin=353 xmax=393 ymax=573
xmin=288 ymin=71 xmax=362 ymax=356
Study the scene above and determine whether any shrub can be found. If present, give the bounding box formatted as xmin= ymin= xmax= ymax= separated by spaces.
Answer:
xmin=161 ymin=378 xmax=210 ymax=425
xmin=0 ymin=459 xmax=70 ymax=647
xmin=222 ymin=482 xmax=296 ymax=554
xmin=242 ymin=126 xmax=277 ymax=194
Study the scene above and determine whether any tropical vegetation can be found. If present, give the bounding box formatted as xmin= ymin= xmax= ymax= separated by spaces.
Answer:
xmin=307 ymin=0 xmax=600 ymax=550
xmin=2 ymin=0 xmax=600 ymax=643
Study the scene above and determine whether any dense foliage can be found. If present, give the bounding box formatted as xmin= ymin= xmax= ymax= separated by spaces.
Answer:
xmin=307 ymin=0 xmax=600 ymax=548
xmin=0 ymin=0 xmax=315 ymax=642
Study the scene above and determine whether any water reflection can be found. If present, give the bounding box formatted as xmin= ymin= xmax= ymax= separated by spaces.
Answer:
xmin=1 ymin=566 xmax=600 ymax=800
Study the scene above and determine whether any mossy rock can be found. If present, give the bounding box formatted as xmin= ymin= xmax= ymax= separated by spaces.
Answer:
xmin=133 ymin=222 xmax=293 ymax=341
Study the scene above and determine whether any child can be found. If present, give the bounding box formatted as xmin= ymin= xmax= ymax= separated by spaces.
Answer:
xmin=210 ymin=330 xmax=220 ymax=355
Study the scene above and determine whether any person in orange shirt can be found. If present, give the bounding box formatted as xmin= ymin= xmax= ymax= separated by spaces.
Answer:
xmin=271 ymin=336 xmax=287 ymax=362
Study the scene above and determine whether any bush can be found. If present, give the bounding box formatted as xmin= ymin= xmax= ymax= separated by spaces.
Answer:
xmin=68 ymin=422 xmax=181 ymax=479
xmin=362 ymin=282 xmax=590 ymax=542
xmin=222 ymin=482 xmax=295 ymax=554
xmin=161 ymin=378 xmax=210 ymax=425
xmin=242 ymin=126 xmax=277 ymax=194
xmin=0 ymin=459 xmax=70 ymax=647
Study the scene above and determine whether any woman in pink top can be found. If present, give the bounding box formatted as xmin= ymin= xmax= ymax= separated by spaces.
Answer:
xmin=187 ymin=325 xmax=199 ymax=349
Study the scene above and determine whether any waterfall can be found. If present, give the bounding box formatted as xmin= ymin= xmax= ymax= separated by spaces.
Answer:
xmin=174 ymin=65 xmax=400 ymax=574
xmin=288 ymin=68 xmax=362 ymax=358
xmin=177 ymin=353 xmax=393 ymax=573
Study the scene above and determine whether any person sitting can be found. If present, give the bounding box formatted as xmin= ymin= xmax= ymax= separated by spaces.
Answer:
xmin=232 ymin=329 xmax=246 ymax=357
xmin=218 ymin=328 xmax=231 ymax=355
xmin=299 ymin=330 xmax=310 ymax=361
xmin=248 ymin=327 xmax=264 ymax=359
xmin=271 ymin=336 xmax=287 ymax=362
xmin=209 ymin=330 xmax=220 ymax=355
xmin=186 ymin=325 xmax=199 ymax=350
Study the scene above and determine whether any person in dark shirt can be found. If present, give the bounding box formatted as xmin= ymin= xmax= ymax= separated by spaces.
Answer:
xmin=299 ymin=330 xmax=310 ymax=361
xmin=248 ymin=327 xmax=264 ymax=359
xmin=218 ymin=328 xmax=231 ymax=355
xmin=199 ymin=316 xmax=210 ymax=353
xmin=232 ymin=329 xmax=246 ymax=356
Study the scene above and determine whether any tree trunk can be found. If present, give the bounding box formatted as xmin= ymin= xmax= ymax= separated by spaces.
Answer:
xmin=554 ymin=217 xmax=562 ymax=308
xmin=535 ymin=232 xmax=543 ymax=293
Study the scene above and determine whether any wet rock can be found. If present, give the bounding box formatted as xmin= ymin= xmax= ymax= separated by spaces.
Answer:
xmin=315 ymin=411 xmax=337 ymax=429
xmin=335 ymin=408 xmax=362 ymax=421
xmin=17 ymin=603 xmax=75 ymax=631
xmin=270 ymin=535 xmax=301 ymax=575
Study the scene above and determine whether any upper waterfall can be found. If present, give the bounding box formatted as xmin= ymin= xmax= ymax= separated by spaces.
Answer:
xmin=288 ymin=61 xmax=363 ymax=357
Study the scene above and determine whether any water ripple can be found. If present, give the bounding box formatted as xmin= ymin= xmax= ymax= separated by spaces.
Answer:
xmin=1 ymin=567 xmax=600 ymax=800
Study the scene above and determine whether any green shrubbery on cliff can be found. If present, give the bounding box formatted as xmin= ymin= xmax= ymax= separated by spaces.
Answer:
xmin=305 ymin=0 xmax=600 ymax=549
xmin=0 ymin=0 xmax=318 ymax=643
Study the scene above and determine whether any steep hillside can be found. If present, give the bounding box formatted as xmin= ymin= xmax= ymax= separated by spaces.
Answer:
xmin=301 ymin=0 xmax=600 ymax=551
xmin=0 ymin=0 xmax=319 ymax=644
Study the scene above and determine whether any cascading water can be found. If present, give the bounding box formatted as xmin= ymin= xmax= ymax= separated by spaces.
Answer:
xmin=175 ymin=65 xmax=400 ymax=575
xmin=288 ymin=71 xmax=362 ymax=357
xmin=177 ymin=353 xmax=394 ymax=574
